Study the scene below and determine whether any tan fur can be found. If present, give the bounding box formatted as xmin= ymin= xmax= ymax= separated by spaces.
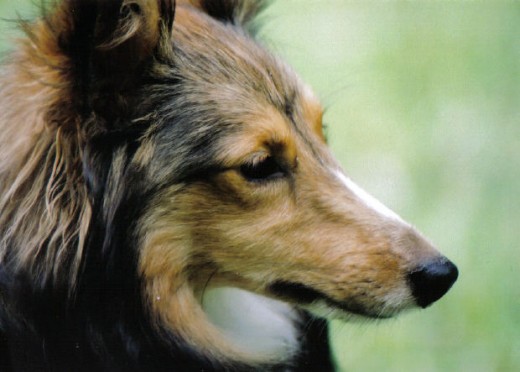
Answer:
xmin=0 ymin=0 xmax=454 ymax=367
xmin=136 ymin=7 xmax=441 ymax=360
xmin=0 ymin=0 xmax=173 ymax=291
xmin=0 ymin=38 xmax=87 ymax=287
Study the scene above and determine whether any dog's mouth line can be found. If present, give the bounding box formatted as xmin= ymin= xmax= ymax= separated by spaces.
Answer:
xmin=267 ymin=281 xmax=391 ymax=319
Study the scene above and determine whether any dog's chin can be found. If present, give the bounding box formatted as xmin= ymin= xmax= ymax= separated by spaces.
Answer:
xmin=302 ymin=301 xmax=396 ymax=323
xmin=268 ymin=281 xmax=412 ymax=321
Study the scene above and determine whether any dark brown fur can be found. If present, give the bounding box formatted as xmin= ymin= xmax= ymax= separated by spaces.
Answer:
xmin=0 ymin=1 xmax=457 ymax=371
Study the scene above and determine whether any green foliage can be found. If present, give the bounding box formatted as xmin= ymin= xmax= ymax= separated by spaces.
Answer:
xmin=0 ymin=0 xmax=36 ymax=53
xmin=1 ymin=1 xmax=518 ymax=371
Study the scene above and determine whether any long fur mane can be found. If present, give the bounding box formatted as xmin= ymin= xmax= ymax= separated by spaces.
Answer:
xmin=0 ymin=0 xmax=182 ymax=290
xmin=0 ymin=0 xmax=270 ymax=294
xmin=0 ymin=23 xmax=89 ymax=291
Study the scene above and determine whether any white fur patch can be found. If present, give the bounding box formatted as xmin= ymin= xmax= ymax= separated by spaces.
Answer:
xmin=202 ymin=287 xmax=300 ymax=361
xmin=335 ymin=170 xmax=406 ymax=223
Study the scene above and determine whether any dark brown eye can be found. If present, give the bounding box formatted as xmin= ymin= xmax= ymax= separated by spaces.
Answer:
xmin=240 ymin=156 xmax=284 ymax=182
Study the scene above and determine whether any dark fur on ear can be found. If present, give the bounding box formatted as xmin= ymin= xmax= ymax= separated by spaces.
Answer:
xmin=20 ymin=0 xmax=175 ymax=127
xmin=73 ymin=0 xmax=175 ymax=125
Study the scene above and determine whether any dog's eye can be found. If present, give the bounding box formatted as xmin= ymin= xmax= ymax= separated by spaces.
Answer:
xmin=240 ymin=156 xmax=284 ymax=182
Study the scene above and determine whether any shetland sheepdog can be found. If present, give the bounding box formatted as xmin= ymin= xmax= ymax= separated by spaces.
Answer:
xmin=0 ymin=1 xmax=458 ymax=370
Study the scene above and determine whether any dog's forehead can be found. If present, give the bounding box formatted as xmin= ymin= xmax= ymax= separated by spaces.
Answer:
xmin=153 ymin=4 xmax=327 ymax=173
xmin=171 ymin=5 xmax=308 ymax=120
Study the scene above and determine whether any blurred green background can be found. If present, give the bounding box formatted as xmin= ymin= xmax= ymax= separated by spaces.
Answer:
xmin=1 ymin=1 xmax=518 ymax=371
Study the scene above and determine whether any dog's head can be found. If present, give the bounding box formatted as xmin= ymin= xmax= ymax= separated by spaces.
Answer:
xmin=24 ymin=0 xmax=457 ymax=363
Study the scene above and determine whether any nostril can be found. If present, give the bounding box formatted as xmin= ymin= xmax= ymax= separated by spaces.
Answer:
xmin=408 ymin=258 xmax=458 ymax=308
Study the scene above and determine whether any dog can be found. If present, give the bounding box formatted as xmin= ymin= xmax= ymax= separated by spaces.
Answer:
xmin=0 ymin=1 xmax=458 ymax=370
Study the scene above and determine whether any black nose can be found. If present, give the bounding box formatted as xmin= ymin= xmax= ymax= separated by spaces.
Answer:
xmin=408 ymin=258 xmax=458 ymax=308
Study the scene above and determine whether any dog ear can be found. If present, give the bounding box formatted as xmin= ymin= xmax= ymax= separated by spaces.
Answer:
xmin=180 ymin=0 xmax=267 ymax=30
xmin=73 ymin=0 xmax=175 ymax=117
xmin=26 ymin=0 xmax=175 ymax=124
xmin=80 ymin=0 xmax=175 ymax=83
